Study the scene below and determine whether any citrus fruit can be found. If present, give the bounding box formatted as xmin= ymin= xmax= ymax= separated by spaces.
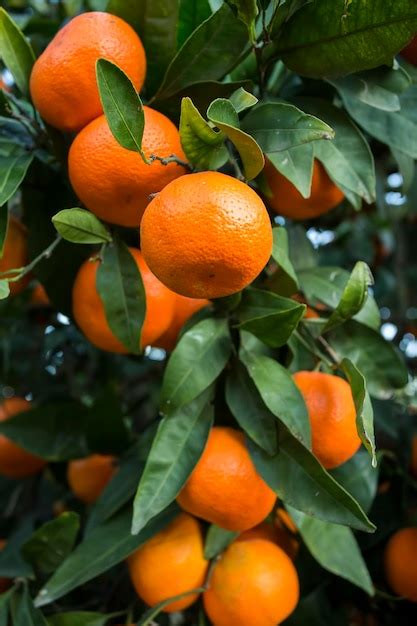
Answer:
xmin=293 ymin=371 xmax=361 ymax=469
xmin=72 ymin=249 xmax=176 ymax=353
xmin=242 ymin=519 xmax=299 ymax=560
xmin=0 ymin=398 xmax=46 ymax=479
xmin=140 ymin=172 xmax=273 ymax=299
xmin=30 ymin=283 xmax=50 ymax=308
xmin=402 ymin=36 xmax=417 ymax=65
xmin=67 ymin=454 xmax=115 ymax=504
xmin=30 ymin=12 xmax=146 ymax=132
xmin=128 ymin=513 xmax=208 ymax=613
xmin=384 ymin=527 xmax=417 ymax=601
xmin=155 ymin=294 xmax=210 ymax=351
xmin=0 ymin=216 xmax=29 ymax=296
xmin=177 ymin=427 xmax=276 ymax=531
xmin=203 ymin=536 xmax=299 ymax=626
xmin=68 ymin=108 xmax=185 ymax=227
xmin=264 ymin=159 xmax=345 ymax=220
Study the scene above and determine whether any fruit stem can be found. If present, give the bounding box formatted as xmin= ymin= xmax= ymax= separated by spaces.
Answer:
xmin=5 ymin=235 xmax=62 ymax=283
xmin=148 ymin=153 xmax=193 ymax=171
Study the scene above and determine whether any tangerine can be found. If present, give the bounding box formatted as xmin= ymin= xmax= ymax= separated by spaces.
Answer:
xmin=67 ymin=454 xmax=115 ymax=504
xmin=155 ymin=294 xmax=210 ymax=351
xmin=0 ymin=217 xmax=29 ymax=296
xmin=384 ymin=527 xmax=417 ymax=601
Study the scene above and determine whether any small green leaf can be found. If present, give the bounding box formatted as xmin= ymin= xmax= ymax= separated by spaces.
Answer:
xmin=22 ymin=513 xmax=80 ymax=575
xmin=229 ymin=87 xmax=258 ymax=113
xmin=0 ymin=8 xmax=35 ymax=96
xmin=96 ymin=59 xmax=146 ymax=157
xmin=331 ymin=450 xmax=379 ymax=514
xmin=227 ymin=0 xmax=258 ymax=38
xmin=96 ymin=240 xmax=146 ymax=354
xmin=179 ymin=97 xmax=228 ymax=169
xmin=0 ymin=279 xmax=9 ymax=299
xmin=269 ymin=226 xmax=299 ymax=295
xmin=323 ymin=262 xmax=374 ymax=332
xmin=52 ymin=209 xmax=112 ymax=245
xmin=160 ymin=317 xmax=232 ymax=414
xmin=0 ymin=146 xmax=34 ymax=206
xmin=204 ymin=525 xmax=239 ymax=559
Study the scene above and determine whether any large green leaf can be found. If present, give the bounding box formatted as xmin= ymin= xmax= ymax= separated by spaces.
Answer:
xmin=331 ymin=450 xmax=379 ymax=514
xmin=22 ymin=513 xmax=80 ymax=575
xmin=96 ymin=240 xmax=145 ymax=354
xmin=154 ymin=4 xmax=248 ymax=100
xmin=35 ymin=506 xmax=178 ymax=608
xmin=179 ymin=97 xmax=228 ymax=170
xmin=52 ymin=209 xmax=111 ymax=245
xmin=267 ymin=142 xmax=314 ymax=199
xmin=0 ymin=8 xmax=35 ymax=96
xmin=160 ymin=317 xmax=232 ymax=414
xmin=177 ymin=0 xmax=212 ymax=48
xmin=269 ymin=226 xmax=299 ymax=295
xmin=287 ymin=507 xmax=374 ymax=595
xmin=0 ymin=520 xmax=34 ymax=578
xmin=323 ymin=262 xmax=374 ymax=332
xmin=0 ymin=146 xmax=33 ymax=207
xmin=275 ymin=0 xmax=417 ymax=78
xmin=13 ymin=586 xmax=48 ymax=626
xmin=132 ymin=391 xmax=213 ymax=534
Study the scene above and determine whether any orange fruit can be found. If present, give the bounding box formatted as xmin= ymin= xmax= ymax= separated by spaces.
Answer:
xmin=0 ymin=540 xmax=11 ymax=593
xmin=67 ymin=454 xmax=115 ymax=504
xmin=292 ymin=294 xmax=319 ymax=319
xmin=384 ymin=527 xmax=417 ymax=601
xmin=128 ymin=513 xmax=208 ymax=613
xmin=30 ymin=283 xmax=50 ymax=308
xmin=264 ymin=159 xmax=345 ymax=220
xmin=141 ymin=172 xmax=273 ymax=299
xmin=402 ymin=36 xmax=417 ymax=65
xmin=68 ymin=108 xmax=185 ymax=227
xmin=72 ymin=249 xmax=176 ymax=353
xmin=0 ymin=216 xmax=29 ymax=296
xmin=177 ymin=427 xmax=276 ymax=531
xmin=0 ymin=398 xmax=46 ymax=479
xmin=30 ymin=12 xmax=146 ymax=132
xmin=293 ymin=371 xmax=361 ymax=469
xmin=243 ymin=520 xmax=299 ymax=560
xmin=410 ymin=434 xmax=417 ymax=479
xmin=203 ymin=536 xmax=299 ymax=626
xmin=155 ymin=294 xmax=210 ymax=351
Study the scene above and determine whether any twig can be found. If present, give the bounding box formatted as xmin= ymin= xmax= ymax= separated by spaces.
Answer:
xmin=148 ymin=153 xmax=193 ymax=171
xmin=2 ymin=235 xmax=62 ymax=282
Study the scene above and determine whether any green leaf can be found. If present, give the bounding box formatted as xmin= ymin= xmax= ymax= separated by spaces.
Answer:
xmin=137 ymin=587 xmax=206 ymax=626
xmin=47 ymin=613 xmax=111 ymax=626
xmin=341 ymin=358 xmax=376 ymax=467
xmin=0 ymin=280 xmax=9 ymax=299
xmin=96 ymin=240 xmax=145 ymax=354
xmin=52 ymin=209 xmax=112 ymax=245
xmin=229 ymin=87 xmax=258 ymax=113
xmin=13 ymin=586 xmax=48 ymax=626
xmin=0 ymin=520 xmax=34 ymax=578
xmin=22 ymin=513 xmax=80 ymax=575
xmin=177 ymin=0 xmax=212 ymax=48
xmin=270 ymin=226 xmax=299 ymax=295
xmin=35 ymin=506 xmax=178 ymax=608
xmin=132 ymin=391 xmax=214 ymax=534
xmin=0 ymin=588 xmax=14 ymax=626
xmin=248 ymin=430 xmax=375 ymax=532
xmin=179 ymin=97 xmax=228 ymax=170
xmin=227 ymin=0 xmax=258 ymax=38
xmin=0 ymin=402 xmax=88 ymax=461
xmin=298 ymin=267 xmax=380 ymax=331
xmin=160 ymin=317 xmax=232 ymax=415
xmin=287 ymin=507 xmax=374 ymax=595
xmin=242 ymin=102 xmax=334 ymax=153
xmin=267 ymin=142 xmax=314 ymax=199
xmin=240 ymin=349 xmax=311 ymax=447
xmin=96 ymin=59 xmax=145 ymax=157
xmin=0 ymin=8 xmax=35 ymax=96
xmin=155 ymin=3 xmax=248 ymax=100
xmin=275 ymin=0 xmax=417 ymax=79
xmin=86 ymin=386 xmax=130 ymax=455
xmin=268 ymin=0 xmax=313 ymax=39
xmin=0 ymin=205 xmax=8 ymax=257
xmin=331 ymin=450 xmax=379 ymax=514
xmin=204 ymin=525 xmax=239 ymax=559
xmin=226 ymin=360 xmax=277 ymax=456
xmin=0 ymin=146 xmax=33 ymax=206
xmin=287 ymin=225 xmax=317 ymax=272
xmin=327 ymin=321 xmax=408 ymax=398
xmin=236 ymin=288 xmax=305 ymax=347
xmin=392 ymin=147 xmax=415 ymax=193
xmin=207 ymin=98 xmax=264 ymax=180
xmin=323 ymin=262 xmax=373 ymax=332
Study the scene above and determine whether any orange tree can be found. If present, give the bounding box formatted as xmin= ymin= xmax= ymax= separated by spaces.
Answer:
xmin=0 ymin=0 xmax=417 ymax=624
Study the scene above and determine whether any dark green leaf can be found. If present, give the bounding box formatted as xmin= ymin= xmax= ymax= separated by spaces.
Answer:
xmin=0 ymin=588 xmax=14 ymax=626
xmin=267 ymin=142 xmax=314 ymax=198
xmin=227 ymin=0 xmax=258 ymax=38
xmin=287 ymin=225 xmax=317 ymax=272
xmin=22 ymin=513 xmax=80 ymax=575
xmin=269 ymin=0 xmax=313 ymax=39
xmin=229 ymin=87 xmax=258 ymax=113
xmin=323 ymin=262 xmax=373 ymax=332
xmin=331 ymin=450 xmax=379 ymax=514
xmin=14 ymin=586 xmax=48 ymax=626
xmin=0 ymin=519 xmax=34 ymax=578
xmin=132 ymin=391 xmax=214 ymax=534
xmin=96 ymin=240 xmax=145 ymax=354
xmin=204 ymin=525 xmax=239 ymax=559
xmin=177 ymin=0 xmax=212 ymax=48
xmin=392 ymin=147 xmax=415 ymax=193
xmin=52 ymin=209 xmax=112 ymax=245
xmin=160 ymin=317 xmax=232 ymax=414
xmin=47 ymin=613 xmax=110 ymax=626
xmin=86 ymin=386 xmax=130 ymax=455
xmin=270 ymin=226 xmax=299 ymax=295
xmin=0 ymin=8 xmax=35 ymax=96
xmin=0 ymin=146 xmax=33 ymax=206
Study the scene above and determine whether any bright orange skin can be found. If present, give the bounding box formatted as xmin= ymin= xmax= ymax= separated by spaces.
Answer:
xmin=155 ymin=294 xmax=210 ymax=351
xmin=293 ymin=371 xmax=361 ymax=469
xmin=141 ymin=172 xmax=273 ymax=299
xmin=30 ymin=283 xmax=50 ymax=307
xmin=0 ymin=217 xmax=29 ymax=296
xmin=402 ymin=36 xmax=417 ymax=65
xmin=128 ymin=513 xmax=208 ymax=613
xmin=242 ymin=521 xmax=299 ymax=560
xmin=410 ymin=435 xmax=417 ymax=479
xmin=264 ymin=159 xmax=345 ymax=220
xmin=0 ymin=540 xmax=11 ymax=593
xmin=203 ymin=537 xmax=299 ymax=626
xmin=72 ymin=249 xmax=176 ymax=353
xmin=384 ymin=528 xmax=417 ymax=601
xmin=177 ymin=427 xmax=276 ymax=531
xmin=68 ymin=108 xmax=186 ymax=227
xmin=0 ymin=398 xmax=46 ymax=479
xmin=67 ymin=454 xmax=115 ymax=504
xmin=30 ymin=12 xmax=146 ymax=132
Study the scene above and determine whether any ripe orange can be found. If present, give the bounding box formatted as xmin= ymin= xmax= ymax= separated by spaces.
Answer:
xmin=72 ymin=249 xmax=176 ymax=353
xmin=402 ymin=36 xmax=417 ymax=65
xmin=128 ymin=513 xmax=208 ymax=613
xmin=384 ymin=527 xmax=417 ymax=601
xmin=30 ymin=12 xmax=146 ymax=132
xmin=0 ymin=541 xmax=11 ymax=593
xmin=67 ymin=454 xmax=115 ymax=504
xmin=293 ymin=371 xmax=361 ymax=469
xmin=0 ymin=398 xmax=46 ymax=479
xmin=155 ymin=294 xmax=210 ymax=351
xmin=68 ymin=108 xmax=186 ymax=227
xmin=203 ymin=536 xmax=299 ymax=626
xmin=264 ymin=159 xmax=345 ymax=220
xmin=177 ymin=427 xmax=276 ymax=531
xmin=0 ymin=216 xmax=29 ymax=296
xmin=30 ymin=283 xmax=50 ymax=308
xmin=292 ymin=293 xmax=319 ymax=319
xmin=242 ymin=519 xmax=299 ymax=560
